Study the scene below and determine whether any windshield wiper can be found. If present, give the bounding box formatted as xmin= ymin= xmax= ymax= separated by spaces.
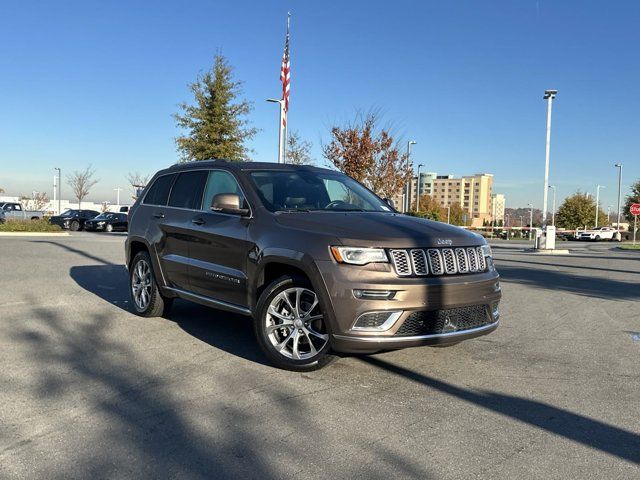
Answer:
xmin=275 ymin=208 xmax=311 ymax=213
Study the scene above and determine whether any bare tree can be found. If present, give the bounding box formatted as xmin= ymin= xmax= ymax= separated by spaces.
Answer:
xmin=286 ymin=131 xmax=314 ymax=165
xmin=322 ymin=112 xmax=411 ymax=200
xmin=126 ymin=172 xmax=150 ymax=200
xmin=67 ymin=166 xmax=99 ymax=209
xmin=20 ymin=191 xmax=49 ymax=211
xmin=0 ymin=187 xmax=4 ymax=194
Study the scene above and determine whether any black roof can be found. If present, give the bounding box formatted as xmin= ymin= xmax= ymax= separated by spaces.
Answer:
xmin=166 ymin=160 xmax=332 ymax=173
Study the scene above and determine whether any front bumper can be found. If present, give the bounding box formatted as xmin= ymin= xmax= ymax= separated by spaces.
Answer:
xmin=315 ymin=260 xmax=501 ymax=354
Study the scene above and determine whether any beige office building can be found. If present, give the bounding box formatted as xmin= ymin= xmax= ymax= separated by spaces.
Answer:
xmin=429 ymin=173 xmax=494 ymax=227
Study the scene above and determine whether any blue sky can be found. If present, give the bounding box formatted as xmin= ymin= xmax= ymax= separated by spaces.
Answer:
xmin=0 ymin=0 xmax=638 ymax=209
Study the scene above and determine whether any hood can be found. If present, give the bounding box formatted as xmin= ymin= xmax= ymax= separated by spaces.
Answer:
xmin=274 ymin=212 xmax=485 ymax=248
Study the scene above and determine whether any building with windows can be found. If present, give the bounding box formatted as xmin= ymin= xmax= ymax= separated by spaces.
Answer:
xmin=491 ymin=193 xmax=506 ymax=225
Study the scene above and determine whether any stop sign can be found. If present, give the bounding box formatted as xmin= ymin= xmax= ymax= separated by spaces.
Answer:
xmin=631 ymin=203 xmax=640 ymax=216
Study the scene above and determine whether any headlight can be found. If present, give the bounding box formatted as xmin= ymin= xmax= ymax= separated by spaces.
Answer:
xmin=481 ymin=244 xmax=492 ymax=258
xmin=331 ymin=246 xmax=388 ymax=265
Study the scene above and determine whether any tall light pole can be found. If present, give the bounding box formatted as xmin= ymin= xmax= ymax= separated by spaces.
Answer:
xmin=114 ymin=187 xmax=122 ymax=206
xmin=405 ymin=140 xmax=416 ymax=212
xmin=528 ymin=203 xmax=534 ymax=240
xmin=447 ymin=205 xmax=451 ymax=224
xmin=519 ymin=215 xmax=524 ymax=228
xmin=267 ymin=99 xmax=285 ymax=163
xmin=595 ymin=184 xmax=605 ymax=227
xmin=542 ymin=90 xmax=557 ymax=227
xmin=607 ymin=205 xmax=612 ymax=223
xmin=415 ymin=164 xmax=424 ymax=211
xmin=614 ymin=163 xmax=623 ymax=229
xmin=54 ymin=167 xmax=61 ymax=215
xmin=548 ymin=185 xmax=556 ymax=226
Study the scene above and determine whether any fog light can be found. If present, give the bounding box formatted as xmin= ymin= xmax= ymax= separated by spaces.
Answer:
xmin=491 ymin=302 xmax=500 ymax=321
xmin=352 ymin=311 xmax=402 ymax=331
xmin=353 ymin=289 xmax=396 ymax=300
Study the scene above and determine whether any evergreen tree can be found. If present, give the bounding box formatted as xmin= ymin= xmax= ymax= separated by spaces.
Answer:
xmin=174 ymin=54 xmax=257 ymax=162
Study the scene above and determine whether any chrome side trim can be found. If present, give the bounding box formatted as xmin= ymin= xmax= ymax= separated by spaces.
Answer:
xmin=334 ymin=319 xmax=500 ymax=343
xmin=165 ymin=287 xmax=252 ymax=316
xmin=351 ymin=310 xmax=404 ymax=332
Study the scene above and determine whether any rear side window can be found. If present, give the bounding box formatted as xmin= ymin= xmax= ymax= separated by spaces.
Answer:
xmin=143 ymin=174 xmax=176 ymax=206
xmin=202 ymin=170 xmax=246 ymax=211
xmin=168 ymin=171 xmax=208 ymax=210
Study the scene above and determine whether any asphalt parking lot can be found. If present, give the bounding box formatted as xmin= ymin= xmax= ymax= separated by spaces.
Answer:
xmin=1 ymin=233 xmax=639 ymax=479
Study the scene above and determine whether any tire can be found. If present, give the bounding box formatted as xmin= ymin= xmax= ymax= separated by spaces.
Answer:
xmin=106 ymin=223 xmax=113 ymax=233
xmin=129 ymin=251 xmax=172 ymax=317
xmin=595 ymin=235 xmax=601 ymax=241
xmin=70 ymin=220 xmax=80 ymax=231
xmin=254 ymin=275 xmax=335 ymax=371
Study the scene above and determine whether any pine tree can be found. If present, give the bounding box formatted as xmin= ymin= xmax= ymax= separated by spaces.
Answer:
xmin=174 ymin=55 xmax=257 ymax=162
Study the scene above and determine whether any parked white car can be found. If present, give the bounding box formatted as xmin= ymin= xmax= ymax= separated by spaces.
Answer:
xmin=577 ymin=226 xmax=621 ymax=241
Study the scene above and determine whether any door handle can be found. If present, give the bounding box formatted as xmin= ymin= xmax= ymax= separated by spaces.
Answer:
xmin=153 ymin=212 xmax=165 ymax=219
xmin=191 ymin=218 xmax=205 ymax=225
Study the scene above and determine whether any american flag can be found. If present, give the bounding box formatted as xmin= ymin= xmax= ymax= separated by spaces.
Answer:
xmin=280 ymin=15 xmax=290 ymax=127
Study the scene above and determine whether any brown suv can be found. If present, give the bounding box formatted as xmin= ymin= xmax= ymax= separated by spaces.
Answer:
xmin=126 ymin=161 xmax=501 ymax=370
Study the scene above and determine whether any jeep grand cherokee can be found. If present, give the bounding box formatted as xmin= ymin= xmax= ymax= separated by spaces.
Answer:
xmin=126 ymin=161 xmax=501 ymax=370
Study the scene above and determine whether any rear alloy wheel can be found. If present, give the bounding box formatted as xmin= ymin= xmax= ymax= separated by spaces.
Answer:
xmin=255 ymin=276 xmax=334 ymax=371
xmin=70 ymin=220 xmax=80 ymax=231
xmin=130 ymin=251 xmax=172 ymax=317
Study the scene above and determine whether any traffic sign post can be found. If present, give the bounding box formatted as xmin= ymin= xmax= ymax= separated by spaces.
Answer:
xmin=631 ymin=203 xmax=640 ymax=245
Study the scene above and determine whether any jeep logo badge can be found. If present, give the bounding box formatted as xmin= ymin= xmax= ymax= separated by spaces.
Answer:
xmin=436 ymin=238 xmax=453 ymax=246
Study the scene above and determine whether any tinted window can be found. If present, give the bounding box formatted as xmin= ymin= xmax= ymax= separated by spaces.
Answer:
xmin=143 ymin=174 xmax=176 ymax=206
xmin=249 ymin=170 xmax=387 ymax=212
xmin=202 ymin=170 xmax=246 ymax=211
xmin=168 ymin=171 xmax=208 ymax=210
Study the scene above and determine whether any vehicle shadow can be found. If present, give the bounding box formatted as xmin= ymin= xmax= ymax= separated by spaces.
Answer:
xmin=5 ymin=298 xmax=431 ymax=479
xmin=69 ymin=264 xmax=271 ymax=367
xmin=360 ymin=356 xmax=640 ymax=465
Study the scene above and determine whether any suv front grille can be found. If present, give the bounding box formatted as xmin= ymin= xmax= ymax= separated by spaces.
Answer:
xmin=389 ymin=247 xmax=487 ymax=277
xmin=395 ymin=305 xmax=492 ymax=336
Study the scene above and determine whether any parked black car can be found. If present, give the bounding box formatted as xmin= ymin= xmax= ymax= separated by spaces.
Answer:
xmin=49 ymin=209 xmax=100 ymax=231
xmin=85 ymin=212 xmax=128 ymax=232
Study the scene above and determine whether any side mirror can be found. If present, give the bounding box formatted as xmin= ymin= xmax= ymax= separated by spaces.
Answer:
xmin=211 ymin=193 xmax=249 ymax=216
xmin=383 ymin=198 xmax=395 ymax=210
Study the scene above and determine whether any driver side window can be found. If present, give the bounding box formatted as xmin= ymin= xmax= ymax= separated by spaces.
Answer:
xmin=202 ymin=170 xmax=246 ymax=211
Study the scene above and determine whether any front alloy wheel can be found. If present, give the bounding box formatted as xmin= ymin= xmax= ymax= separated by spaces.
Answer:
xmin=129 ymin=251 xmax=172 ymax=317
xmin=255 ymin=276 xmax=333 ymax=371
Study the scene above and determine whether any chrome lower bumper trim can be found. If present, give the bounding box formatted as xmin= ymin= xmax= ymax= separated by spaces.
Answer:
xmin=333 ymin=319 xmax=500 ymax=343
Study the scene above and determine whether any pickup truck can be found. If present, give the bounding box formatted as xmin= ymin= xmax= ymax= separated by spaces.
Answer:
xmin=576 ymin=226 xmax=621 ymax=241
xmin=0 ymin=202 xmax=44 ymax=221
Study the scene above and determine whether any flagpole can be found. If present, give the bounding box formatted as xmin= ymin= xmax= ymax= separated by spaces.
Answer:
xmin=282 ymin=12 xmax=290 ymax=164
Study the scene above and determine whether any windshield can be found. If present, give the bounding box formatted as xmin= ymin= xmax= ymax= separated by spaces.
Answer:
xmin=249 ymin=170 xmax=392 ymax=213
xmin=60 ymin=209 xmax=78 ymax=217
xmin=94 ymin=213 xmax=114 ymax=220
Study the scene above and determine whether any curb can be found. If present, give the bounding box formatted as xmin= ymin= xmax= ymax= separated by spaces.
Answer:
xmin=0 ymin=232 xmax=70 ymax=237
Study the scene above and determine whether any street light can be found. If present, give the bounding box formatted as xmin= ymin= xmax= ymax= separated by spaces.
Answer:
xmin=54 ymin=167 xmax=61 ymax=215
xmin=267 ymin=99 xmax=285 ymax=164
xmin=548 ymin=185 xmax=556 ymax=226
xmin=528 ymin=203 xmax=534 ymax=241
xmin=614 ymin=163 xmax=623 ymax=229
xmin=519 ymin=215 xmax=524 ymax=228
xmin=542 ymin=89 xmax=557 ymax=228
xmin=114 ymin=187 xmax=122 ymax=206
xmin=447 ymin=204 xmax=451 ymax=224
xmin=405 ymin=141 xmax=416 ymax=212
xmin=415 ymin=164 xmax=424 ymax=211
xmin=595 ymin=184 xmax=605 ymax=228
xmin=607 ymin=205 xmax=612 ymax=223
